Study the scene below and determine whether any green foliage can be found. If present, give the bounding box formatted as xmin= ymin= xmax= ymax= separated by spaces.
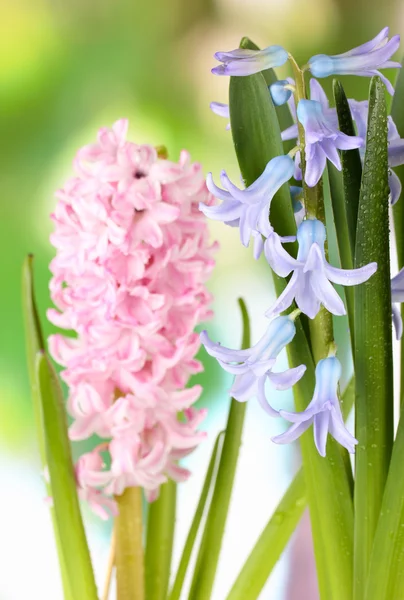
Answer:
xmin=354 ymin=76 xmax=393 ymax=600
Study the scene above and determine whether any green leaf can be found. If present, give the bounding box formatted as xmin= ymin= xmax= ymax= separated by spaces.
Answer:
xmin=145 ymin=481 xmax=176 ymax=600
xmin=332 ymin=80 xmax=363 ymax=257
xmin=328 ymin=80 xmax=363 ymax=344
xmin=238 ymin=37 xmax=294 ymax=136
xmin=22 ymin=255 xmax=72 ymax=600
xmin=229 ymin=65 xmax=353 ymax=599
xmin=354 ymin=76 xmax=394 ymax=600
xmin=225 ymin=469 xmax=306 ymax=600
xmin=169 ymin=431 xmax=225 ymax=600
xmin=366 ymin=412 xmax=404 ymax=600
xmin=189 ymin=298 xmax=250 ymax=600
xmin=229 ymin=69 xmax=296 ymax=243
xmin=36 ymin=352 xmax=98 ymax=600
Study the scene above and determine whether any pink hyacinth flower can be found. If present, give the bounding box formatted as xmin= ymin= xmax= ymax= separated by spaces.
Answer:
xmin=48 ymin=119 xmax=217 ymax=516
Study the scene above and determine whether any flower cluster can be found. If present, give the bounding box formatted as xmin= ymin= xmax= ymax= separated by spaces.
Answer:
xmin=48 ymin=119 xmax=217 ymax=518
xmin=202 ymin=28 xmax=402 ymax=457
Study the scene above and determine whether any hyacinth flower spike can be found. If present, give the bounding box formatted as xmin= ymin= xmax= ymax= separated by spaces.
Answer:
xmin=273 ymin=356 xmax=358 ymax=456
xmin=200 ymin=314 xmax=306 ymax=417
xmin=266 ymin=219 xmax=377 ymax=319
xmin=391 ymin=267 xmax=404 ymax=339
xmin=308 ymin=26 xmax=401 ymax=95
xmin=201 ymin=155 xmax=295 ymax=247
xmin=297 ymin=93 xmax=363 ymax=187
xmin=212 ymin=45 xmax=289 ymax=76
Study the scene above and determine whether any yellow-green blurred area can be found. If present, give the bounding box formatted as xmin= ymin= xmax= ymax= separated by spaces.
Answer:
xmin=1 ymin=0 xmax=403 ymax=598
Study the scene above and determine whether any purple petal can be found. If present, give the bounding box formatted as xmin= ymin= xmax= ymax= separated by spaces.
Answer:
xmin=310 ymin=79 xmax=330 ymax=110
xmin=328 ymin=411 xmax=358 ymax=453
xmin=199 ymin=199 xmax=242 ymax=223
xmin=268 ymin=365 xmax=307 ymax=390
xmin=256 ymin=377 xmax=280 ymax=417
xmin=305 ymin=143 xmax=327 ymax=187
xmin=392 ymin=304 xmax=403 ymax=340
xmin=281 ymin=124 xmax=299 ymax=141
xmin=210 ymin=102 xmax=230 ymax=119
xmin=272 ymin=420 xmax=312 ymax=445
xmin=252 ymin=231 xmax=264 ymax=259
xmin=336 ymin=27 xmax=390 ymax=58
xmin=265 ymin=271 xmax=299 ymax=317
xmin=200 ymin=330 xmax=251 ymax=361
xmin=389 ymin=169 xmax=402 ymax=205
xmin=295 ymin=273 xmax=322 ymax=319
xmin=302 ymin=242 xmax=325 ymax=273
xmin=313 ymin=411 xmax=330 ymax=457
xmin=335 ymin=132 xmax=364 ymax=151
xmin=230 ymin=372 xmax=258 ymax=400
xmin=206 ymin=173 xmax=233 ymax=201
xmin=388 ymin=138 xmax=404 ymax=168
xmin=325 ymin=261 xmax=377 ymax=286
xmin=212 ymin=45 xmax=289 ymax=77
xmin=310 ymin=270 xmax=346 ymax=316
xmin=392 ymin=267 xmax=404 ymax=300
xmin=264 ymin=231 xmax=299 ymax=277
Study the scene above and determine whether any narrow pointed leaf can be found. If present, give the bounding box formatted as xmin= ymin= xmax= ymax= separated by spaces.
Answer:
xmin=189 ymin=298 xmax=250 ymax=600
xmin=354 ymin=76 xmax=393 ymax=600
xmin=145 ymin=481 xmax=176 ymax=600
xmin=332 ymin=79 xmax=363 ymax=256
xmin=169 ymin=431 xmax=225 ymax=600
xmin=22 ymin=255 xmax=73 ymax=600
xmin=226 ymin=469 xmax=306 ymax=600
xmin=36 ymin=352 xmax=98 ymax=600
xmin=229 ymin=65 xmax=354 ymax=599
xmin=328 ymin=80 xmax=363 ymax=344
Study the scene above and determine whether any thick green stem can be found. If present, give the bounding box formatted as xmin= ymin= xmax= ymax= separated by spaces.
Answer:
xmin=189 ymin=299 xmax=250 ymax=600
xmin=145 ymin=481 xmax=177 ymax=600
xmin=115 ymin=487 xmax=145 ymax=600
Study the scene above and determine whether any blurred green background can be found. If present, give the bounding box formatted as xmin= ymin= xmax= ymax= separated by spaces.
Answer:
xmin=1 ymin=0 xmax=403 ymax=598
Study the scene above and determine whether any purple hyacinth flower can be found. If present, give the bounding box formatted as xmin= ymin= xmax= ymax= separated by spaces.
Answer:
xmin=297 ymin=96 xmax=363 ymax=187
xmin=391 ymin=267 xmax=404 ymax=339
xmin=265 ymin=219 xmax=377 ymax=319
xmin=210 ymin=102 xmax=230 ymax=130
xmin=201 ymin=155 xmax=295 ymax=247
xmin=273 ymin=356 xmax=357 ymax=456
xmin=349 ymin=99 xmax=404 ymax=204
xmin=270 ymin=80 xmax=293 ymax=106
xmin=308 ymin=27 xmax=401 ymax=95
xmin=200 ymin=315 xmax=306 ymax=416
xmin=212 ymin=45 xmax=289 ymax=77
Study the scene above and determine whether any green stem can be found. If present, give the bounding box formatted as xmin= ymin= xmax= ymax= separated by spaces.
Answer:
xmin=225 ymin=469 xmax=306 ymax=600
xmin=145 ymin=481 xmax=176 ymax=600
xmin=115 ymin=486 xmax=145 ymax=600
xmin=169 ymin=432 xmax=224 ymax=600
xmin=189 ymin=298 xmax=251 ymax=600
